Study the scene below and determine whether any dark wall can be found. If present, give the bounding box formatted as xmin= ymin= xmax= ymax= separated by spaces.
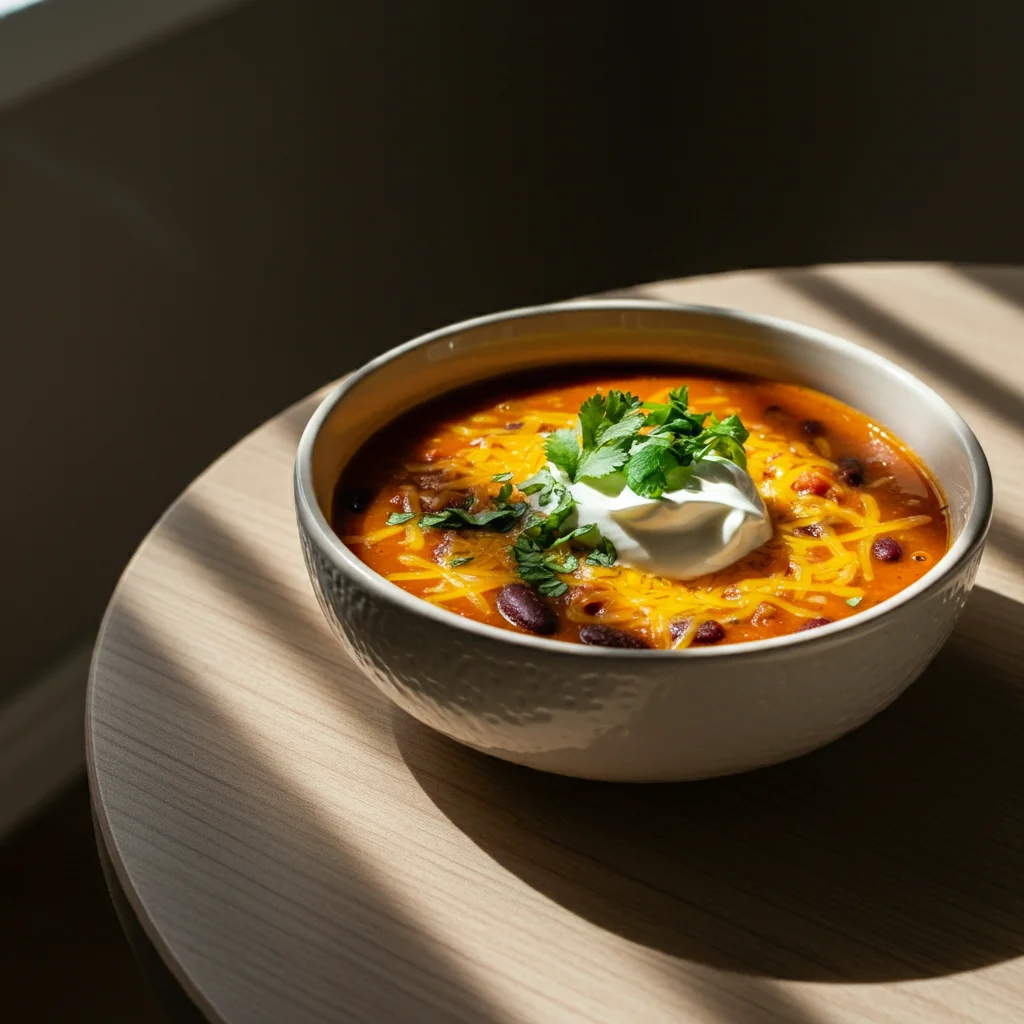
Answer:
xmin=2 ymin=0 xmax=1022 ymax=690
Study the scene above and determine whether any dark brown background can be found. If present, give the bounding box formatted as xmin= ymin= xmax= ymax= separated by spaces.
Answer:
xmin=2 ymin=1 xmax=1022 ymax=697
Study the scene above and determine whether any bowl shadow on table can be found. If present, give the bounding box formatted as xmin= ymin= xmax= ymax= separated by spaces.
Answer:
xmin=397 ymin=584 xmax=1024 ymax=984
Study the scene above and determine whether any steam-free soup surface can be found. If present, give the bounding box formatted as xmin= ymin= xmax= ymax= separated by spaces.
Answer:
xmin=334 ymin=368 xmax=948 ymax=649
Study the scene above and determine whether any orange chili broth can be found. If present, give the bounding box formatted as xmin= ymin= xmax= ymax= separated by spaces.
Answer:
xmin=332 ymin=366 xmax=949 ymax=649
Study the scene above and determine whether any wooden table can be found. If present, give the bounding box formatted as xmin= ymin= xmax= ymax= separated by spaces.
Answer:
xmin=88 ymin=264 xmax=1024 ymax=1024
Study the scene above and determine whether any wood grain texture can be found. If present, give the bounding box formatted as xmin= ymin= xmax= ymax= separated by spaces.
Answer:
xmin=88 ymin=264 xmax=1024 ymax=1024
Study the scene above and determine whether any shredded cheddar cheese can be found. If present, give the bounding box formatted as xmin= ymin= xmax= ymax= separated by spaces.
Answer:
xmin=338 ymin=375 xmax=947 ymax=648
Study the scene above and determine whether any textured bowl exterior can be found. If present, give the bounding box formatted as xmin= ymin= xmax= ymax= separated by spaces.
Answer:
xmin=294 ymin=301 xmax=991 ymax=782
xmin=298 ymin=503 xmax=982 ymax=783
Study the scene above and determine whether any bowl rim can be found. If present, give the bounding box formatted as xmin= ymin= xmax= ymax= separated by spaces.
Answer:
xmin=294 ymin=298 xmax=993 ymax=659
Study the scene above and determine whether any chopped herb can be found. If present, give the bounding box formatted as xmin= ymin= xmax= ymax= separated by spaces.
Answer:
xmin=385 ymin=511 xmax=416 ymax=525
xmin=491 ymin=472 xmax=513 ymax=482
xmin=846 ymin=596 xmax=863 ymax=607
xmin=496 ymin=481 xmax=513 ymax=504
xmin=541 ymin=384 xmax=750 ymax=499
xmin=585 ymin=535 xmax=617 ymax=567
xmin=419 ymin=504 xmax=527 ymax=532
xmin=449 ymin=556 xmax=474 ymax=568
xmin=548 ymin=523 xmax=600 ymax=550
xmin=509 ymin=474 xmax=614 ymax=593
xmin=511 ymin=534 xmax=578 ymax=597
xmin=519 ymin=467 xmax=558 ymax=502
xmin=544 ymin=429 xmax=582 ymax=481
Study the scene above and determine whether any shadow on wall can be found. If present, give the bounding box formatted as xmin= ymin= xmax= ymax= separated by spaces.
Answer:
xmin=4 ymin=0 xmax=1024 ymax=697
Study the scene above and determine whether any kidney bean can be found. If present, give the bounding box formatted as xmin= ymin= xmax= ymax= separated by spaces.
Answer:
xmin=579 ymin=624 xmax=650 ymax=648
xmin=800 ymin=419 xmax=826 ymax=438
xmin=872 ymin=537 xmax=903 ymax=562
xmin=836 ymin=456 xmax=866 ymax=486
xmin=496 ymin=583 xmax=557 ymax=635
xmin=583 ymin=600 xmax=604 ymax=616
xmin=693 ymin=620 xmax=727 ymax=645
xmin=338 ymin=487 xmax=372 ymax=512
xmin=799 ymin=617 xmax=834 ymax=631
xmin=794 ymin=523 xmax=824 ymax=538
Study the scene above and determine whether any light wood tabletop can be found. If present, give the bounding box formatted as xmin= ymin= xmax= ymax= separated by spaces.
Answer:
xmin=88 ymin=264 xmax=1024 ymax=1024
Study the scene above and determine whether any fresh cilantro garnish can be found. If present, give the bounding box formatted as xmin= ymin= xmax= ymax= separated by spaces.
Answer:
xmin=385 ymin=511 xmax=416 ymax=525
xmin=509 ymin=474 xmax=611 ymax=594
xmin=546 ymin=384 xmax=751 ymax=499
xmin=544 ymin=429 xmax=582 ymax=481
xmin=410 ymin=475 xmax=532 ymax=532
xmin=511 ymin=534 xmax=579 ymax=597
xmin=547 ymin=522 xmax=600 ymax=550
xmin=449 ymin=556 xmax=474 ymax=568
xmin=491 ymin=472 xmax=513 ymax=482
xmin=519 ymin=468 xmax=558 ymax=502
xmin=546 ymin=390 xmax=645 ymax=484
xmin=419 ymin=505 xmax=526 ymax=532
xmin=585 ymin=535 xmax=617 ymax=567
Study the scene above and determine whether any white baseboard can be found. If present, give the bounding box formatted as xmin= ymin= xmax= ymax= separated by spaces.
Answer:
xmin=0 ymin=641 xmax=93 ymax=839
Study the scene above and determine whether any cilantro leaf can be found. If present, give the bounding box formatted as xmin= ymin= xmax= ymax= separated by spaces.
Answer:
xmin=496 ymin=482 xmax=513 ymax=504
xmin=519 ymin=468 xmax=557 ymax=502
xmin=419 ymin=504 xmax=526 ymax=531
xmin=576 ymin=444 xmax=629 ymax=481
xmin=449 ymin=556 xmax=474 ymax=568
xmin=537 ymin=577 xmax=570 ymax=597
xmin=624 ymin=442 xmax=675 ymax=498
xmin=621 ymin=386 xmax=751 ymax=494
xmin=491 ymin=472 xmax=513 ymax=482
xmin=541 ymin=482 xmax=577 ymax=531
xmin=385 ymin=511 xmax=416 ymax=525
xmin=585 ymin=535 xmax=617 ymax=567
xmin=602 ymin=390 xmax=642 ymax=426
xmin=544 ymin=429 xmax=581 ymax=480
xmin=511 ymin=534 xmax=572 ymax=596
xmin=595 ymin=412 xmax=645 ymax=447
xmin=578 ymin=394 xmax=606 ymax=450
xmin=547 ymin=522 xmax=600 ymax=549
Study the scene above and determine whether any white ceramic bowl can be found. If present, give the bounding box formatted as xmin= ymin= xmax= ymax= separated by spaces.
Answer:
xmin=294 ymin=301 xmax=992 ymax=781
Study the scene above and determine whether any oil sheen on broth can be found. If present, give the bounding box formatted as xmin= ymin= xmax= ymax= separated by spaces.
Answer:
xmin=333 ymin=368 xmax=949 ymax=649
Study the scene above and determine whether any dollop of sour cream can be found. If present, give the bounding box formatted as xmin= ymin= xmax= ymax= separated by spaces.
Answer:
xmin=558 ymin=457 xmax=773 ymax=580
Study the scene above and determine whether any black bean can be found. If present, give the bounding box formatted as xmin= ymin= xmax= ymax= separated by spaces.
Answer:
xmin=579 ymin=624 xmax=649 ymax=649
xmin=496 ymin=583 xmax=557 ymax=635
xmin=836 ymin=456 xmax=866 ymax=487
xmin=799 ymin=617 xmax=834 ymax=631
xmin=337 ymin=487 xmax=372 ymax=513
xmin=800 ymin=419 xmax=826 ymax=438
xmin=693 ymin=620 xmax=726 ymax=645
xmin=505 ymin=421 xmax=524 ymax=431
xmin=583 ymin=600 xmax=604 ymax=616
xmin=872 ymin=537 xmax=903 ymax=562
